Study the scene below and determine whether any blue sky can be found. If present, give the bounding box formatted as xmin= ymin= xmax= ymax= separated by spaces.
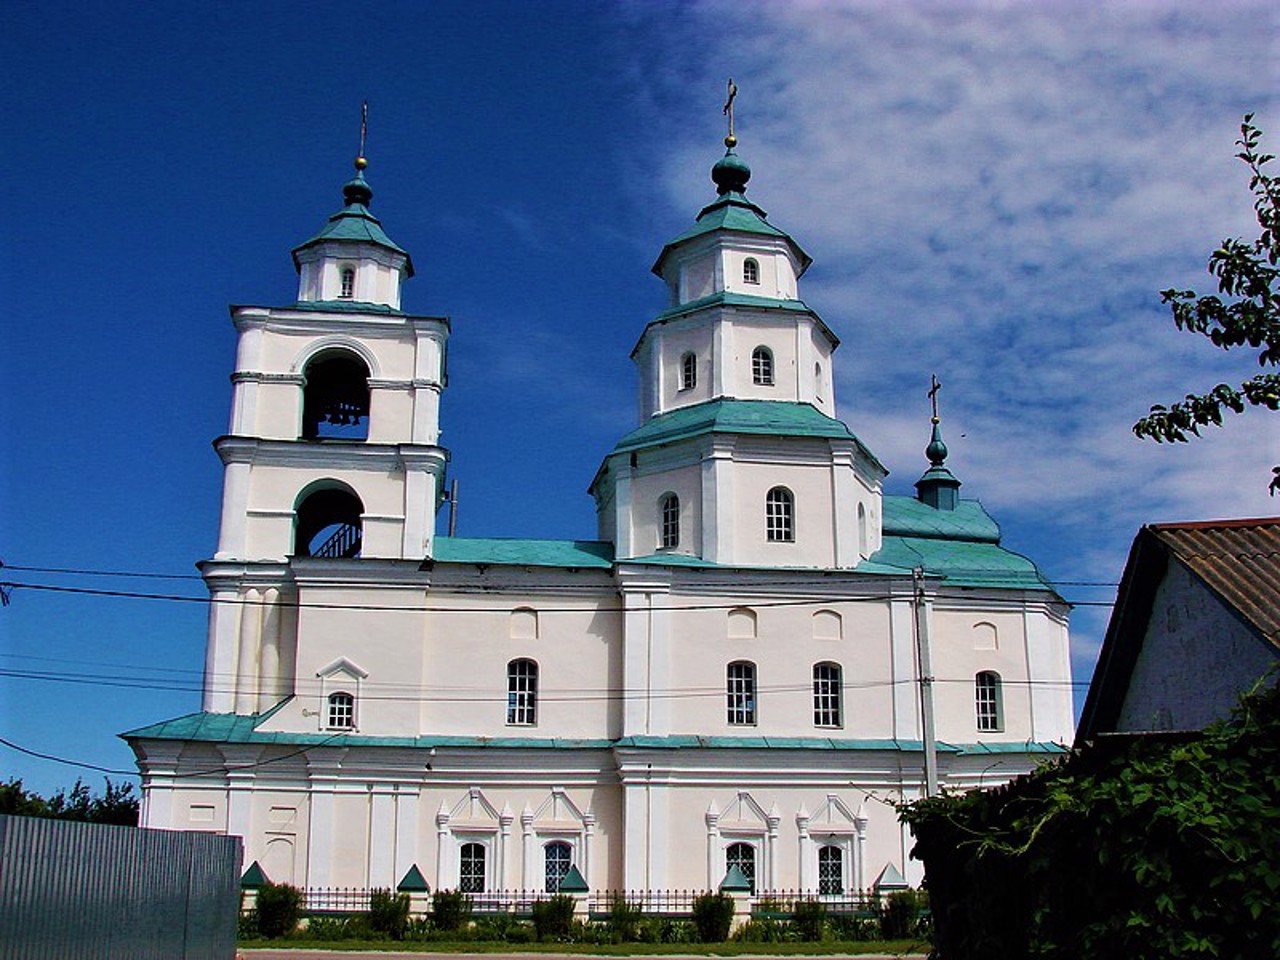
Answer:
xmin=2 ymin=0 xmax=1277 ymax=796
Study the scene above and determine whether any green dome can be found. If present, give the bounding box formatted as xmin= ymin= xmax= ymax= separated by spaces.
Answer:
xmin=342 ymin=169 xmax=373 ymax=207
xmin=711 ymin=148 xmax=751 ymax=195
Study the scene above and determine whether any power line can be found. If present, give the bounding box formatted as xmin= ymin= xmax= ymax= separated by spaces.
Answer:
xmin=0 ymin=561 xmax=1123 ymax=589
xmin=0 ymin=579 xmax=1116 ymax=612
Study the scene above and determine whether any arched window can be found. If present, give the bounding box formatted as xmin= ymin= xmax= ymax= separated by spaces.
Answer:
xmin=302 ymin=351 xmax=370 ymax=441
xmin=813 ymin=662 xmax=842 ymax=728
xmin=857 ymin=502 xmax=868 ymax=556
xmin=752 ymin=346 xmax=774 ymax=386
xmin=660 ymin=493 xmax=680 ymax=549
xmin=727 ymin=661 xmax=756 ymax=725
xmin=680 ymin=352 xmax=697 ymax=391
xmin=766 ymin=487 xmax=794 ymax=542
xmin=726 ymin=842 xmax=756 ymax=892
xmin=326 ymin=691 xmax=355 ymax=729
xmin=976 ymin=671 xmax=1002 ymax=732
xmin=294 ymin=484 xmax=364 ymax=558
xmin=544 ymin=840 xmax=572 ymax=892
xmin=507 ymin=659 xmax=538 ymax=726
xmin=339 ymin=266 xmax=355 ymax=299
xmin=743 ymin=258 xmax=760 ymax=285
xmin=818 ymin=845 xmax=843 ymax=895
xmin=459 ymin=842 xmax=486 ymax=893
xmin=812 ymin=610 xmax=841 ymax=641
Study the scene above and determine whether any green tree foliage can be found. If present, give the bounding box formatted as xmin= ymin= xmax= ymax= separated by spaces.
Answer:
xmin=0 ymin=777 xmax=139 ymax=826
xmin=368 ymin=888 xmax=410 ymax=940
xmin=429 ymin=889 xmax=472 ymax=932
xmin=1134 ymin=114 xmax=1280 ymax=492
xmin=690 ymin=891 xmax=735 ymax=942
xmin=530 ymin=894 xmax=577 ymax=940
xmin=254 ymin=882 xmax=303 ymax=938
xmin=901 ymin=677 xmax=1280 ymax=959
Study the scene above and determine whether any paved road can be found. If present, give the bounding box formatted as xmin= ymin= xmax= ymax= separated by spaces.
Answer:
xmin=241 ymin=952 xmax=928 ymax=960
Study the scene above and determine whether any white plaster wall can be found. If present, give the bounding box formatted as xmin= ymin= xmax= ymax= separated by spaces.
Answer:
xmin=625 ymin=461 xmax=703 ymax=558
xmin=929 ymin=606 xmax=1035 ymax=742
xmin=729 ymin=456 xmax=838 ymax=568
xmin=1118 ymin=561 xmax=1276 ymax=731
xmin=658 ymin=324 xmax=714 ymax=410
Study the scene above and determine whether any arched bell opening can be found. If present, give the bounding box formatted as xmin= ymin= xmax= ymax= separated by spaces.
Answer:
xmin=301 ymin=350 xmax=370 ymax=441
xmin=294 ymin=483 xmax=364 ymax=558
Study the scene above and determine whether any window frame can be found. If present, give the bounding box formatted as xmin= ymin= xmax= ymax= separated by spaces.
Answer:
xmin=544 ymin=840 xmax=573 ymax=893
xmin=743 ymin=258 xmax=760 ymax=285
xmin=507 ymin=658 xmax=539 ymax=726
xmin=659 ymin=493 xmax=680 ymax=549
xmin=326 ymin=691 xmax=355 ymax=730
xmin=812 ymin=662 xmax=843 ymax=728
xmin=766 ymin=487 xmax=795 ymax=542
xmin=680 ymin=352 xmax=697 ymax=391
xmin=339 ymin=265 xmax=356 ymax=300
xmin=751 ymin=346 xmax=774 ymax=386
xmin=458 ymin=841 xmax=487 ymax=893
xmin=817 ymin=844 xmax=843 ymax=895
xmin=976 ymin=671 xmax=1003 ymax=732
xmin=726 ymin=661 xmax=757 ymax=726
xmin=725 ymin=841 xmax=757 ymax=893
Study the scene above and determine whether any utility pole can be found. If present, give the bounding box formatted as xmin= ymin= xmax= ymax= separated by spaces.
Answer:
xmin=913 ymin=566 xmax=939 ymax=797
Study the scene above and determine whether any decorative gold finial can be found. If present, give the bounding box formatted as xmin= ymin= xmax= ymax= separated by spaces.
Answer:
xmin=928 ymin=374 xmax=942 ymax=424
xmin=723 ymin=78 xmax=738 ymax=148
xmin=355 ymin=100 xmax=369 ymax=169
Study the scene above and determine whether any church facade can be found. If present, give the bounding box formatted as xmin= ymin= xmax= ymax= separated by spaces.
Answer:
xmin=125 ymin=134 xmax=1073 ymax=898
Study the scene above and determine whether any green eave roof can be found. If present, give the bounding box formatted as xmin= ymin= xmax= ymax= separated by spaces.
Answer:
xmin=881 ymin=495 xmax=1001 ymax=542
xmin=606 ymin=399 xmax=883 ymax=469
xmin=122 ymin=712 xmax=1065 ymax=757
xmin=290 ymin=300 xmax=406 ymax=315
xmin=653 ymin=192 xmax=811 ymax=275
xmin=431 ymin=537 xmax=614 ymax=568
xmin=291 ymin=203 xmax=413 ymax=274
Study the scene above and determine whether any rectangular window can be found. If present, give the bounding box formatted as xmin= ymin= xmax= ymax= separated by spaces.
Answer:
xmin=976 ymin=672 xmax=1002 ymax=732
xmin=507 ymin=660 xmax=538 ymax=726
xmin=727 ymin=662 xmax=756 ymax=725
xmin=813 ymin=664 xmax=842 ymax=727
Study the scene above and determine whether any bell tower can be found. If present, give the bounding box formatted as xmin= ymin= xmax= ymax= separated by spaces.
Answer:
xmin=200 ymin=141 xmax=449 ymax=714
xmin=591 ymin=119 xmax=886 ymax=569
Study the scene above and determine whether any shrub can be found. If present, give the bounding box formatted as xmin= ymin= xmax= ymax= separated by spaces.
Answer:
xmin=531 ymin=894 xmax=577 ymax=940
xmin=369 ymin=888 xmax=410 ymax=940
xmin=691 ymin=891 xmax=735 ymax=942
xmin=877 ymin=888 xmax=926 ymax=940
xmin=505 ymin=923 xmax=536 ymax=944
xmin=255 ymin=882 xmax=303 ymax=939
xmin=606 ymin=895 xmax=644 ymax=941
xmin=793 ymin=899 xmax=827 ymax=941
xmin=237 ymin=908 xmax=258 ymax=940
xmin=431 ymin=889 xmax=472 ymax=932
xmin=732 ymin=917 xmax=792 ymax=942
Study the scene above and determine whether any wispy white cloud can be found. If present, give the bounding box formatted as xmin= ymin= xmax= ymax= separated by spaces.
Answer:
xmin=615 ymin=0 xmax=1279 ymax=701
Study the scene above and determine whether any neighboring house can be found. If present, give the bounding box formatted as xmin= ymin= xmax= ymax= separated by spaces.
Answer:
xmin=1077 ymin=518 xmax=1280 ymax=743
xmin=124 ymin=132 xmax=1074 ymax=898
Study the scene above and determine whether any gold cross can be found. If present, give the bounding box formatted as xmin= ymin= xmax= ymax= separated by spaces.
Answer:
xmin=723 ymin=79 xmax=738 ymax=143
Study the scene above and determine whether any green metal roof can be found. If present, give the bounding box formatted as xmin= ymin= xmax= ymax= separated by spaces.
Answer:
xmin=431 ymin=537 xmax=614 ymax=568
xmin=652 ymin=191 xmax=812 ymax=277
xmin=881 ymin=495 xmax=1001 ymax=542
xmin=122 ymin=714 xmax=1065 ymax=757
xmin=651 ymin=290 xmax=819 ymax=323
xmin=291 ymin=168 xmax=414 ymax=275
xmin=607 ymin=399 xmax=882 ymax=467
xmin=720 ymin=864 xmax=752 ymax=892
xmin=398 ymin=865 xmax=430 ymax=893
xmin=121 ymin=711 xmax=615 ymax=749
xmin=290 ymin=300 xmax=406 ymax=315
xmin=862 ymin=535 xmax=1054 ymax=591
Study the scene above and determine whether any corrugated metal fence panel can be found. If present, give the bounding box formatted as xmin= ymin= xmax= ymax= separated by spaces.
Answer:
xmin=0 ymin=815 xmax=242 ymax=960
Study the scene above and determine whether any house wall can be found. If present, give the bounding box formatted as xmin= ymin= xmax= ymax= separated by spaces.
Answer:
xmin=1117 ymin=559 xmax=1276 ymax=731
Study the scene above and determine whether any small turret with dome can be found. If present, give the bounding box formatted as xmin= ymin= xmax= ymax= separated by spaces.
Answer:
xmin=914 ymin=376 xmax=962 ymax=511
xmin=292 ymin=138 xmax=413 ymax=310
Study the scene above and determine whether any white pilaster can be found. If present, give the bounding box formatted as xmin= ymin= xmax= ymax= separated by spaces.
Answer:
xmin=796 ymin=807 xmax=812 ymax=891
xmin=369 ymin=786 xmax=396 ymax=889
xmin=214 ymin=461 xmax=250 ymax=560
xmin=306 ymin=753 xmax=343 ymax=888
xmin=889 ymin=597 xmax=920 ymax=740
xmin=234 ymin=588 xmax=262 ymax=714
xmin=435 ymin=802 xmax=450 ymax=889
xmin=205 ymin=587 xmax=243 ymax=713
xmin=394 ymin=785 xmax=420 ymax=887
xmin=705 ymin=802 xmax=720 ymax=889
xmin=521 ymin=806 xmax=535 ymax=891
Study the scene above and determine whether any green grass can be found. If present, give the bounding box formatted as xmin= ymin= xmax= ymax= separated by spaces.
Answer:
xmin=238 ymin=940 xmax=930 ymax=955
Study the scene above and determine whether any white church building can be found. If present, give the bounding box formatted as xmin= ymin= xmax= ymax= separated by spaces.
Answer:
xmin=125 ymin=130 xmax=1074 ymax=899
